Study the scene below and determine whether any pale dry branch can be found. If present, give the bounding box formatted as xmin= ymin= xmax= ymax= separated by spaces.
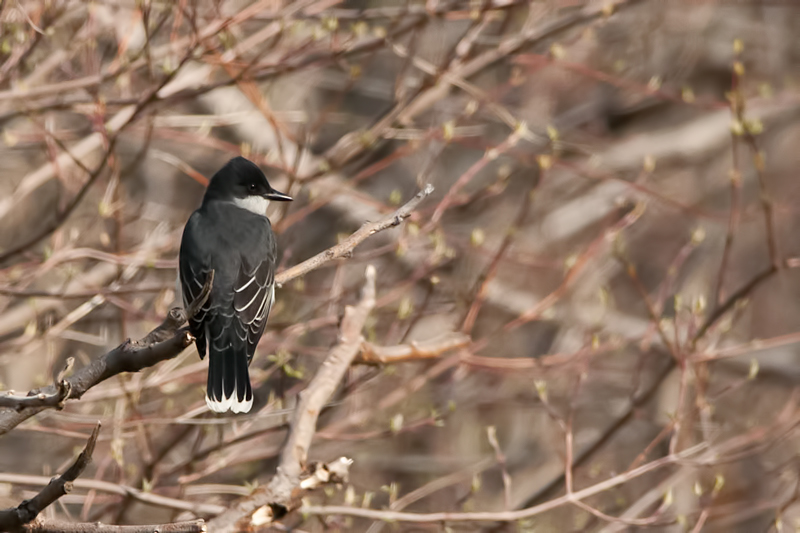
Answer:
xmin=598 ymin=469 xmax=687 ymax=533
xmin=365 ymin=458 xmax=497 ymax=533
xmin=356 ymin=332 xmax=470 ymax=364
xmin=207 ymin=264 xmax=377 ymax=532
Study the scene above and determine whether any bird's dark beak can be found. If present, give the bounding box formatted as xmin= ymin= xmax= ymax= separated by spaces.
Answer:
xmin=265 ymin=189 xmax=292 ymax=202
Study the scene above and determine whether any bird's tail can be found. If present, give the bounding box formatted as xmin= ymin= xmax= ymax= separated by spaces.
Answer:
xmin=205 ymin=338 xmax=253 ymax=414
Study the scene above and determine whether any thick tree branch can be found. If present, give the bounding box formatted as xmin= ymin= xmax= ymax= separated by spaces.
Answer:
xmin=0 ymin=275 xmax=215 ymax=436
xmin=0 ymin=381 xmax=70 ymax=410
xmin=0 ymin=325 xmax=193 ymax=437
xmin=207 ymin=264 xmax=377 ymax=532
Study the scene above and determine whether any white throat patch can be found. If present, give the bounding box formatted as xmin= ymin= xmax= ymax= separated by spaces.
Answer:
xmin=233 ymin=196 xmax=270 ymax=216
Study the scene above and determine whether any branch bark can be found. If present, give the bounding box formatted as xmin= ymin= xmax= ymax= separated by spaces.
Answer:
xmin=0 ymin=379 xmax=70 ymax=411
xmin=0 ymin=320 xmax=194 ymax=436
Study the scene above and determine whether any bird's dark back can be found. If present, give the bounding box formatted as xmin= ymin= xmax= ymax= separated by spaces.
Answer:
xmin=181 ymin=201 xmax=276 ymax=301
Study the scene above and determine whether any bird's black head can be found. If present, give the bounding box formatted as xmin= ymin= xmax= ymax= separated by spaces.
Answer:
xmin=203 ymin=157 xmax=292 ymax=214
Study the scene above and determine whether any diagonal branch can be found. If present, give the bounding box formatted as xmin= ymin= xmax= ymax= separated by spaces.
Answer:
xmin=0 ymin=329 xmax=194 ymax=437
xmin=275 ymin=185 xmax=433 ymax=284
xmin=0 ymin=423 xmax=100 ymax=531
xmin=0 ymin=473 xmax=224 ymax=517
xmin=0 ymin=275 xmax=215 ymax=436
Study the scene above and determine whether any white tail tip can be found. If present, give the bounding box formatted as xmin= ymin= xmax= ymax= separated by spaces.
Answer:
xmin=205 ymin=391 xmax=253 ymax=414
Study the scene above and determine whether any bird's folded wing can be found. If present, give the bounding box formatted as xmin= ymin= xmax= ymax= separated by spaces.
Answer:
xmin=181 ymin=263 xmax=213 ymax=323
xmin=233 ymin=258 xmax=275 ymax=361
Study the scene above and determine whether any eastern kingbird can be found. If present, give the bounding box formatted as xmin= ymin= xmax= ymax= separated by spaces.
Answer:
xmin=179 ymin=157 xmax=292 ymax=413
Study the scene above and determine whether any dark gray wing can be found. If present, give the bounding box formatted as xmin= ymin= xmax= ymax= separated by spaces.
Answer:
xmin=232 ymin=236 xmax=276 ymax=362
xmin=181 ymin=204 xmax=277 ymax=364
xmin=179 ymin=212 xmax=215 ymax=359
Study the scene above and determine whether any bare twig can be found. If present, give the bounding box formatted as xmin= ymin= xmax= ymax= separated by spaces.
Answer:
xmin=0 ymin=357 xmax=73 ymax=410
xmin=0 ymin=140 xmax=116 ymax=265
xmin=428 ymin=129 xmax=525 ymax=228
xmin=365 ymin=458 xmax=497 ymax=533
xmin=0 ymin=282 xmax=169 ymax=299
xmin=517 ymin=241 xmax=780 ymax=512
xmin=743 ymin=131 xmax=780 ymax=270
xmin=0 ymin=330 xmax=194 ymax=437
xmin=461 ymin=175 xmax=535 ymax=334
xmin=616 ymin=253 xmax=681 ymax=360
xmin=486 ymin=426 xmax=512 ymax=511
xmin=0 ymin=43 xmax=196 ymax=263
xmin=692 ymin=266 xmax=777 ymax=345
xmin=275 ymin=185 xmax=433 ymax=284
xmin=0 ymin=423 xmax=100 ymax=531
xmin=713 ymin=133 xmax=743 ymax=308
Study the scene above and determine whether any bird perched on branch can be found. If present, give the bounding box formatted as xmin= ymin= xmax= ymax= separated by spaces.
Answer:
xmin=179 ymin=157 xmax=292 ymax=413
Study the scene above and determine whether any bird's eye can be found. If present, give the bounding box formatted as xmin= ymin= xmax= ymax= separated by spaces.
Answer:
xmin=248 ymin=183 xmax=257 ymax=192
